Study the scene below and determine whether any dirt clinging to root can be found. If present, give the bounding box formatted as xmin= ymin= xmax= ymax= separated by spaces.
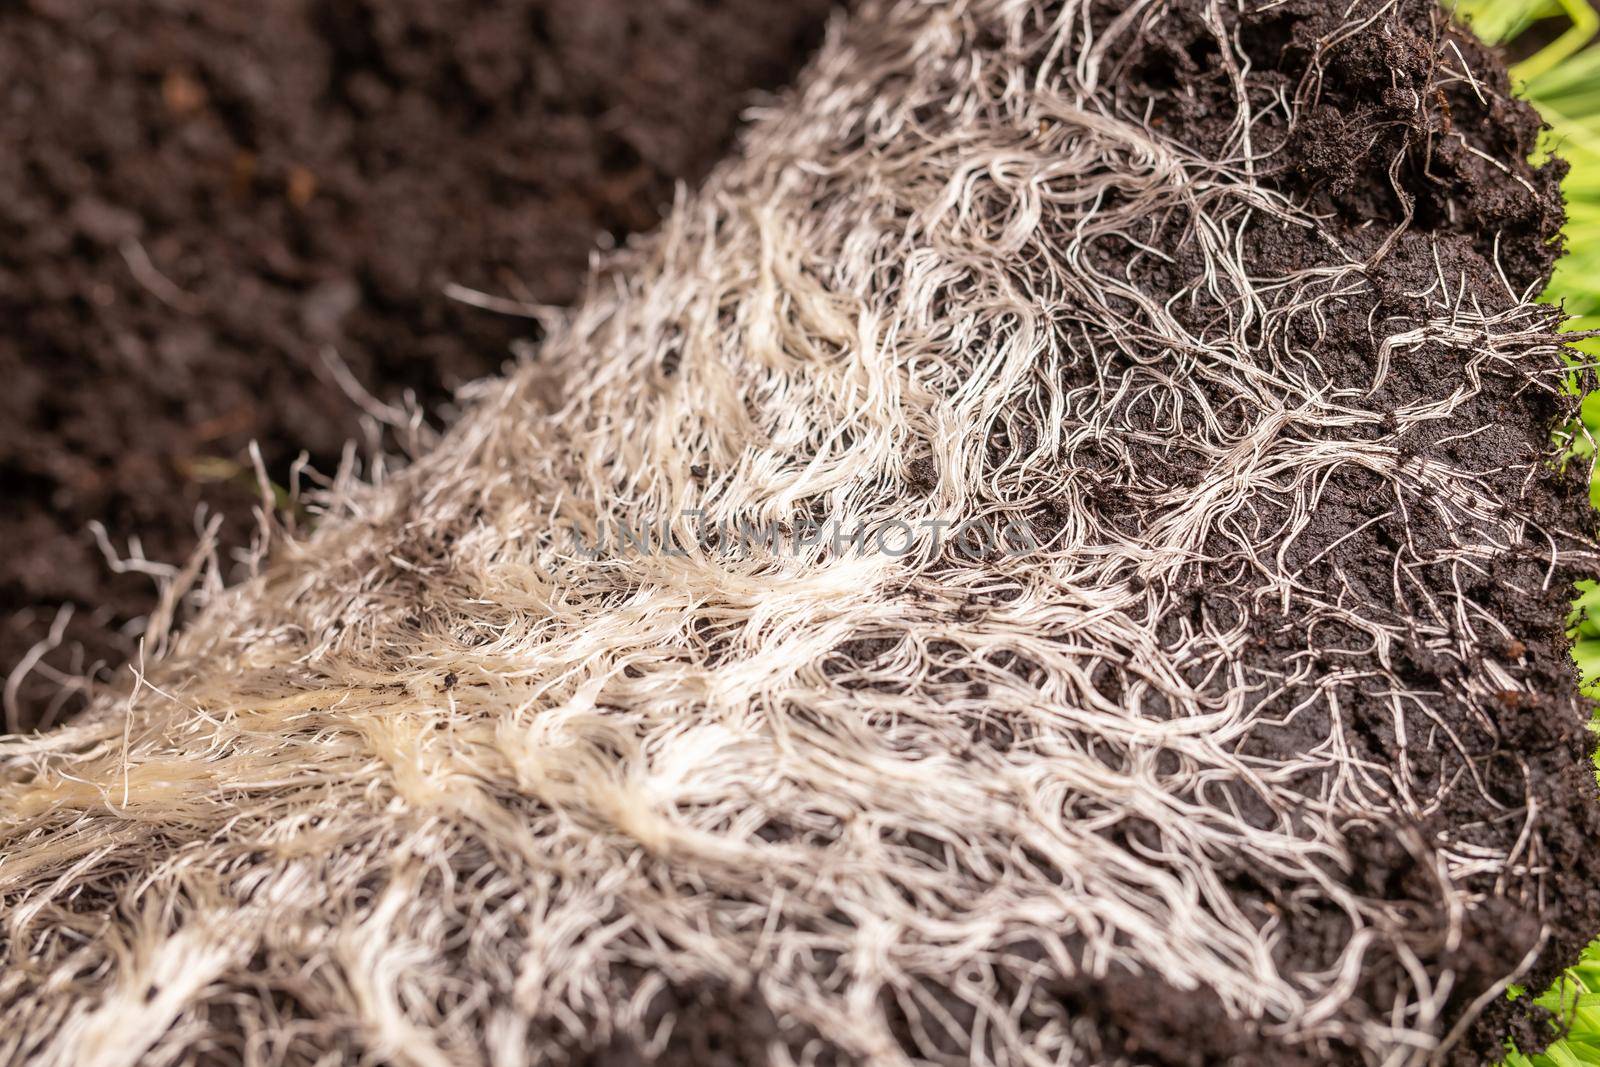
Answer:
xmin=1094 ymin=1 xmax=1600 ymax=1058
xmin=1 ymin=0 xmax=1599 ymax=1065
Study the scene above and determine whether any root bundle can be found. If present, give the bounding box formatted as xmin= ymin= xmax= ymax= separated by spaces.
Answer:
xmin=4 ymin=1 xmax=1598 ymax=1064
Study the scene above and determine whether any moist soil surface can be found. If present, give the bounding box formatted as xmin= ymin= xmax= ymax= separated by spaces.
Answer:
xmin=1040 ymin=1 xmax=1600 ymax=1061
xmin=4 ymin=0 xmax=1600 ymax=1064
xmin=825 ymin=1 xmax=1598 ymax=1062
xmin=0 ymin=0 xmax=834 ymax=731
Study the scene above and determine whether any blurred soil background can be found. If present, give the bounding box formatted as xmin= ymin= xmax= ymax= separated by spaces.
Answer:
xmin=0 ymin=0 xmax=835 ymax=729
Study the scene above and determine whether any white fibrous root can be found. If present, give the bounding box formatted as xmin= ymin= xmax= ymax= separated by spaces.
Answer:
xmin=3 ymin=1 xmax=1595 ymax=1065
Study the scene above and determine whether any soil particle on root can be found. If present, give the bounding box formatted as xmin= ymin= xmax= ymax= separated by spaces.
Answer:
xmin=3 ymin=0 xmax=1600 ymax=1065
xmin=1093 ymin=3 xmax=1600 ymax=1058
xmin=0 ymin=0 xmax=836 ymax=731
xmin=1089 ymin=2 xmax=1600 ymax=1058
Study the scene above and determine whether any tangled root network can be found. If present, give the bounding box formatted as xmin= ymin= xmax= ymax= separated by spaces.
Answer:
xmin=5 ymin=1 xmax=1600 ymax=1064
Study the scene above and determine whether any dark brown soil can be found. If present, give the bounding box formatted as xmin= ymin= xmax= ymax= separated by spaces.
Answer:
xmin=1043 ymin=1 xmax=1600 ymax=1061
xmin=0 ymin=0 xmax=835 ymax=731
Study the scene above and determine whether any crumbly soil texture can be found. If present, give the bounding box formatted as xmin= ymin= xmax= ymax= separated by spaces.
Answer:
xmin=0 ymin=0 xmax=833 ymax=730
xmin=1058 ymin=2 xmax=1600 ymax=1060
